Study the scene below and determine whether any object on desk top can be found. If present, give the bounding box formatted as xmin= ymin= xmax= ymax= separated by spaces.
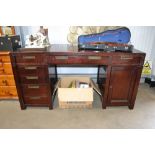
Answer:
xmin=78 ymin=42 xmax=134 ymax=52
xmin=16 ymin=44 xmax=144 ymax=54
xmin=25 ymin=26 xmax=50 ymax=48
xmin=78 ymin=27 xmax=133 ymax=52
xmin=78 ymin=27 xmax=131 ymax=44
xmin=67 ymin=26 xmax=121 ymax=44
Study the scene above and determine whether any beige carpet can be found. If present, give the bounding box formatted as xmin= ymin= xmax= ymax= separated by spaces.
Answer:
xmin=0 ymin=83 xmax=155 ymax=129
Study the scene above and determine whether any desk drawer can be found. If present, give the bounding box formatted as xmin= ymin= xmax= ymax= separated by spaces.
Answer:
xmin=0 ymin=75 xmax=15 ymax=86
xmin=24 ymin=96 xmax=50 ymax=105
xmin=15 ymin=53 xmax=46 ymax=64
xmin=0 ymin=86 xmax=17 ymax=97
xmin=112 ymin=55 xmax=142 ymax=65
xmin=17 ymin=65 xmax=47 ymax=76
xmin=50 ymin=55 xmax=109 ymax=64
xmin=19 ymin=75 xmax=48 ymax=84
xmin=21 ymin=84 xmax=49 ymax=96
xmin=0 ymin=63 xmax=13 ymax=74
xmin=0 ymin=55 xmax=11 ymax=63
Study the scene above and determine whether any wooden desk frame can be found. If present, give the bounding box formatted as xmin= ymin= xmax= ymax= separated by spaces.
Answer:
xmin=10 ymin=45 xmax=145 ymax=110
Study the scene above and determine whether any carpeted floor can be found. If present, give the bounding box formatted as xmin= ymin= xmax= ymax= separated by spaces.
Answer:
xmin=0 ymin=83 xmax=155 ymax=129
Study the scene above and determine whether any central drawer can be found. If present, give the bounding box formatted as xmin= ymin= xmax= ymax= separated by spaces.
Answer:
xmin=21 ymin=84 xmax=49 ymax=96
xmin=49 ymin=55 xmax=110 ymax=64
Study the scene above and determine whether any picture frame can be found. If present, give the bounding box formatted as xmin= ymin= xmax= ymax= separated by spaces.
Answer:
xmin=0 ymin=26 xmax=15 ymax=36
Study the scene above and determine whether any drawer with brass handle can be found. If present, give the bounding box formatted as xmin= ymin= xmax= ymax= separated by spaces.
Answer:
xmin=24 ymin=96 xmax=50 ymax=105
xmin=19 ymin=75 xmax=48 ymax=84
xmin=15 ymin=53 xmax=46 ymax=64
xmin=112 ymin=55 xmax=142 ymax=65
xmin=17 ymin=65 xmax=47 ymax=75
xmin=86 ymin=56 xmax=110 ymax=64
xmin=49 ymin=55 xmax=109 ymax=65
xmin=120 ymin=56 xmax=133 ymax=60
xmin=21 ymin=84 xmax=49 ymax=96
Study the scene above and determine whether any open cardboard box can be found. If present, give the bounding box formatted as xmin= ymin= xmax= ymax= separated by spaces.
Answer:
xmin=53 ymin=76 xmax=101 ymax=108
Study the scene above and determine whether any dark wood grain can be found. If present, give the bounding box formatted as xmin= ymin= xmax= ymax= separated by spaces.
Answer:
xmin=10 ymin=44 xmax=146 ymax=110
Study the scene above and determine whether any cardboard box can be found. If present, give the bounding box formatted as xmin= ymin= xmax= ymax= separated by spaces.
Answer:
xmin=55 ymin=76 xmax=101 ymax=109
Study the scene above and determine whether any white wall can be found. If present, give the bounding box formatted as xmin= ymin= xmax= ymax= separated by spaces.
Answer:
xmin=15 ymin=26 xmax=155 ymax=75
xmin=129 ymin=26 xmax=155 ymax=60
xmin=150 ymin=37 xmax=155 ymax=77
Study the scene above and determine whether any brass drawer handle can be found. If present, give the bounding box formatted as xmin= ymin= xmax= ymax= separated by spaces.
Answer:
xmin=23 ymin=56 xmax=36 ymax=59
xmin=28 ymin=85 xmax=40 ymax=89
xmin=88 ymin=56 xmax=101 ymax=60
xmin=29 ymin=96 xmax=41 ymax=100
xmin=121 ymin=56 xmax=133 ymax=60
xmin=26 ymin=76 xmax=38 ymax=80
xmin=55 ymin=56 xmax=68 ymax=60
xmin=24 ymin=66 xmax=37 ymax=70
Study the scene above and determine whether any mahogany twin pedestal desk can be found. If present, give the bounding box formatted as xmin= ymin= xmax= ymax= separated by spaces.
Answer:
xmin=10 ymin=44 xmax=146 ymax=110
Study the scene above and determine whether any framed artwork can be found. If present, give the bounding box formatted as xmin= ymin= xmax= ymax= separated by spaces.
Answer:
xmin=0 ymin=26 xmax=15 ymax=36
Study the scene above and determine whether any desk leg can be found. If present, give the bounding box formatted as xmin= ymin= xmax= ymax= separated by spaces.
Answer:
xmin=102 ymin=66 xmax=112 ymax=109
xmin=21 ymin=104 xmax=27 ymax=110
xmin=55 ymin=65 xmax=58 ymax=81
xmin=128 ymin=105 xmax=134 ymax=110
xmin=102 ymin=103 xmax=107 ymax=109
xmin=49 ymin=104 xmax=53 ymax=110
xmin=49 ymin=65 xmax=58 ymax=110
xmin=97 ymin=65 xmax=100 ymax=85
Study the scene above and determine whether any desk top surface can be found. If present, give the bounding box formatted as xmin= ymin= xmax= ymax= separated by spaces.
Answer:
xmin=17 ymin=44 xmax=145 ymax=55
